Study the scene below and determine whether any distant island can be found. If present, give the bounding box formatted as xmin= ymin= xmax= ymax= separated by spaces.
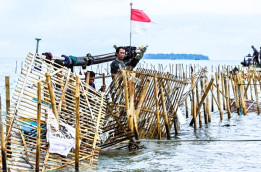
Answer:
xmin=143 ymin=53 xmax=209 ymax=60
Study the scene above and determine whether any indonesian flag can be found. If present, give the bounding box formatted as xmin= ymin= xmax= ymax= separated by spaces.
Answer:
xmin=131 ymin=9 xmax=151 ymax=34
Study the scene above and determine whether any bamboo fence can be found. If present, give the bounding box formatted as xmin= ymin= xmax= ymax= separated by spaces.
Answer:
xmin=2 ymin=53 xmax=106 ymax=171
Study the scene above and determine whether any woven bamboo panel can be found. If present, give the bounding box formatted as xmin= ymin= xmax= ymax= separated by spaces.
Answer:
xmin=101 ymin=68 xmax=194 ymax=149
xmin=5 ymin=53 xmax=106 ymax=171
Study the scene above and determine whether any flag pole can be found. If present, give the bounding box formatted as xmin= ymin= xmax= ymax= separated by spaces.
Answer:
xmin=130 ymin=2 xmax=133 ymax=47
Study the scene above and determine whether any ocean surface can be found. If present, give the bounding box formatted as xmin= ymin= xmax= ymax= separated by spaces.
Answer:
xmin=1 ymin=57 xmax=261 ymax=171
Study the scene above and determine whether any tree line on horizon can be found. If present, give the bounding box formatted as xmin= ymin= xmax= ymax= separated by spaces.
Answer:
xmin=143 ymin=53 xmax=209 ymax=60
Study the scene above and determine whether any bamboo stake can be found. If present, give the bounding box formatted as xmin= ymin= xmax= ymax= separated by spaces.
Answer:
xmin=85 ymin=72 xmax=90 ymax=90
xmin=215 ymin=72 xmax=223 ymax=120
xmin=183 ymin=72 xmax=189 ymax=118
xmin=253 ymin=75 xmax=260 ymax=114
xmin=5 ymin=76 xmax=12 ymax=158
xmin=1 ymin=95 xmax=7 ymax=172
xmin=75 ymin=76 xmax=80 ymax=171
xmin=45 ymin=72 xmax=59 ymax=122
xmin=201 ymin=79 xmax=208 ymax=124
xmin=36 ymin=81 xmax=41 ymax=172
xmin=5 ymin=76 xmax=10 ymax=127
xmin=205 ymin=79 xmax=211 ymax=122
xmin=153 ymin=75 xmax=161 ymax=139
xmin=221 ymin=73 xmax=226 ymax=110
xmin=195 ymin=82 xmax=202 ymax=127
xmin=238 ymin=75 xmax=247 ymax=115
xmin=160 ymin=86 xmax=171 ymax=140
xmin=128 ymin=72 xmax=135 ymax=132
xmin=233 ymin=74 xmax=240 ymax=115
xmin=191 ymin=74 xmax=197 ymax=129
xmin=224 ymin=76 xmax=231 ymax=119
xmin=102 ymin=73 xmax=106 ymax=92
xmin=190 ymin=78 xmax=214 ymax=126
xmin=122 ymin=71 xmax=130 ymax=130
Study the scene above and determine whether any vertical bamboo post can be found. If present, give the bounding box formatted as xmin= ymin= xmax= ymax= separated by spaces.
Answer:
xmin=128 ymin=73 xmax=135 ymax=132
xmin=1 ymin=95 xmax=7 ymax=172
xmin=75 ymin=76 xmax=80 ymax=171
xmin=183 ymin=72 xmax=189 ymax=118
xmin=221 ymin=73 xmax=226 ymax=110
xmin=205 ymin=80 xmax=211 ymax=122
xmin=36 ymin=82 xmax=41 ymax=172
xmin=153 ymin=75 xmax=161 ymax=139
xmin=215 ymin=72 xmax=223 ymax=120
xmin=5 ymin=76 xmax=11 ymax=158
xmin=85 ymin=72 xmax=90 ymax=89
xmin=253 ymin=75 xmax=260 ymax=114
xmin=233 ymin=74 xmax=240 ymax=115
xmin=195 ymin=82 xmax=202 ymax=127
xmin=123 ymin=71 xmax=130 ymax=130
xmin=211 ymin=66 xmax=214 ymax=112
xmin=191 ymin=75 xmax=197 ymax=129
xmin=160 ymin=86 xmax=171 ymax=140
xmin=102 ymin=73 xmax=106 ymax=92
xmin=224 ymin=76 xmax=231 ymax=119
xmin=201 ymin=79 xmax=208 ymax=124
xmin=46 ymin=73 xmax=59 ymax=121
xmin=5 ymin=76 xmax=10 ymax=131
xmin=238 ymin=75 xmax=247 ymax=115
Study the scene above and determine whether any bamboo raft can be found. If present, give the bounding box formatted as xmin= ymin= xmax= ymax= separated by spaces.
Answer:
xmin=2 ymin=53 xmax=106 ymax=171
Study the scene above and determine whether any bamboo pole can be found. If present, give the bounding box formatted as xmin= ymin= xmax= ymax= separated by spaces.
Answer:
xmin=85 ymin=72 xmax=90 ymax=90
xmin=75 ymin=76 xmax=80 ymax=171
xmin=153 ymin=75 xmax=161 ymax=139
xmin=190 ymin=78 xmax=214 ymax=126
xmin=183 ymin=72 xmax=189 ymax=118
xmin=233 ymin=74 xmax=240 ymax=115
xmin=45 ymin=72 xmax=59 ymax=122
xmin=128 ymin=73 xmax=135 ymax=132
xmin=221 ymin=73 xmax=226 ymax=110
xmin=195 ymin=82 xmax=202 ymax=127
xmin=102 ymin=73 xmax=106 ymax=92
xmin=122 ymin=71 xmax=130 ymax=131
xmin=135 ymin=77 xmax=151 ymax=119
xmin=191 ymin=74 xmax=197 ymax=129
xmin=205 ymin=79 xmax=211 ymax=122
xmin=224 ymin=76 xmax=231 ymax=119
xmin=238 ymin=75 xmax=247 ymax=115
xmin=160 ymin=86 xmax=171 ymax=140
xmin=253 ymin=75 xmax=260 ymax=114
xmin=215 ymin=72 xmax=223 ymax=120
xmin=5 ymin=76 xmax=11 ymax=159
xmin=35 ymin=82 xmax=41 ymax=172
xmin=201 ymin=79 xmax=208 ymax=124
xmin=5 ymin=76 xmax=10 ymax=126
xmin=1 ymin=95 xmax=7 ymax=172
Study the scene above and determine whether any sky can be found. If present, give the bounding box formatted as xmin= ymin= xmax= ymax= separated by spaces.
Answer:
xmin=1 ymin=0 xmax=261 ymax=60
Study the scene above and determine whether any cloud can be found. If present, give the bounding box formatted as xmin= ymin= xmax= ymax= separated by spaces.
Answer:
xmin=0 ymin=0 xmax=261 ymax=60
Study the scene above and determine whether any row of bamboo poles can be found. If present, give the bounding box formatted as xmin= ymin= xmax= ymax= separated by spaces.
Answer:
xmin=1 ymin=54 xmax=261 ymax=171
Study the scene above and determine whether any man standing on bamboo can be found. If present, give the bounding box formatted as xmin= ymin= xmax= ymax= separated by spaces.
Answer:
xmin=111 ymin=47 xmax=126 ymax=79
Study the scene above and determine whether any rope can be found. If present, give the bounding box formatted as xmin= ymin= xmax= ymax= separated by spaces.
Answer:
xmin=140 ymin=139 xmax=261 ymax=142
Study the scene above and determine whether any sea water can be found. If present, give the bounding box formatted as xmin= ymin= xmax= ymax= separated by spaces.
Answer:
xmin=1 ymin=57 xmax=261 ymax=171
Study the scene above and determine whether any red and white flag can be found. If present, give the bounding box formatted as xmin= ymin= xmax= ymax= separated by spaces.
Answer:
xmin=131 ymin=9 xmax=151 ymax=34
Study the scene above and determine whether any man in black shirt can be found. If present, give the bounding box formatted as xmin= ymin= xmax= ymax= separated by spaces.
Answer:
xmin=111 ymin=47 xmax=126 ymax=79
